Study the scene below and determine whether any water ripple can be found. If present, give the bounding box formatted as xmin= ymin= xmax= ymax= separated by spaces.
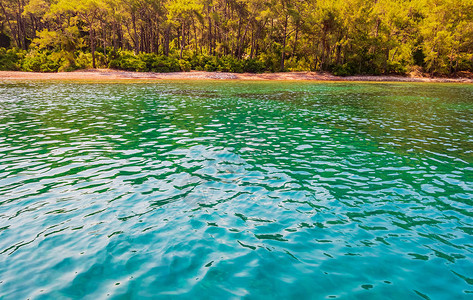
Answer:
xmin=0 ymin=81 xmax=472 ymax=299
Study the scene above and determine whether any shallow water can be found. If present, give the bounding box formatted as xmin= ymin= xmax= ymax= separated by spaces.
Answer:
xmin=0 ymin=81 xmax=472 ymax=299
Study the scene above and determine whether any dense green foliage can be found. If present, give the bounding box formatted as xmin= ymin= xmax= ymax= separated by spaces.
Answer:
xmin=0 ymin=48 xmax=24 ymax=70
xmin=0 ymin=0 xmax=472 ymax=75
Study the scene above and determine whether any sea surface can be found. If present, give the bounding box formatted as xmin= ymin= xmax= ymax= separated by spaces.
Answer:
xmin=0 ymin=81 xmax=472 ymax=299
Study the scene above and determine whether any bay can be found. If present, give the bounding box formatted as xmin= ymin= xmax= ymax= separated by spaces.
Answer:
xmin=0 ymin=81 xmax=472 ymax=299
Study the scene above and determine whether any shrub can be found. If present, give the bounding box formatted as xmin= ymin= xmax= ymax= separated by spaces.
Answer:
xmin=75 ymin=52 xmax=93 ymax=69
xmin=385 ymin=61 xmax=407 ymax=75
xmin=242 ymin=58 xmax=265 ymax=73
xmin=178 ymin=59 xmax=191 ymax=72
xmin=144 ymin=54 xmax=180 ymax=72
xmin=0 ymin=48 xmax=25 ymax=71
xmin=22 ymin=50 xmax=61 ymax=72
xmin=203 ymin=56 xmax=219 ymax=72
xmin=20 ymin=50 xmax=100 ymax=72
xmin=218 ymin=56 xmax=243 ymax=72
xmin=285 ymin=57 xmax=311 ymax=72
xmin=108 ymin=51 xmax=184 ymax=72
xmin=53 ymin=51 xmax=79 ymax=72
xmin=138 ymin=53 xmax=160 ymax=71
xmin=109 ymin=51 xmax=145 ymax=71
xmin=188 ymin=54 xmax=209 ymax=70
xmin=259 ymin=52 xmax=280 ymax=72
xmin=332 ymin=63 xmax=356 ymax=76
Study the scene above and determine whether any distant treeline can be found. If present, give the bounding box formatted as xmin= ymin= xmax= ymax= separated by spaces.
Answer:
xmin=0 ymin=0 xmax=472 ymax=75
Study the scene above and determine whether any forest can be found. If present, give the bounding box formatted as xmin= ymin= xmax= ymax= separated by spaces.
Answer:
xmin=0 ymin=0 xmax=472 ymax=75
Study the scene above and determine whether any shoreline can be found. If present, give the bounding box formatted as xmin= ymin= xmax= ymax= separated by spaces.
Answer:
xmin=1 ymin=69 xmax=473 ymax=83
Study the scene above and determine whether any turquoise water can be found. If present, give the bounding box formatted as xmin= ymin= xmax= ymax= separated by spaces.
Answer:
xmin=0 ymin=81 xmax=472 ymax=299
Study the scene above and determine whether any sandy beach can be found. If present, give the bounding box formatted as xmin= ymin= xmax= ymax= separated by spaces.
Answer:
xmin=1 ymin=69 xmax=473 ymax=83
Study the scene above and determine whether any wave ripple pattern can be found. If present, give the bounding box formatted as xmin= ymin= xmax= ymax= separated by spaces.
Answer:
xmin=0 ymin=81 xmax=472 ymax=299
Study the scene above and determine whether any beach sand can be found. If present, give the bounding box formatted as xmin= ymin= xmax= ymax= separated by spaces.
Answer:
xmin=1 ymin=69 xmax=473 ymax=83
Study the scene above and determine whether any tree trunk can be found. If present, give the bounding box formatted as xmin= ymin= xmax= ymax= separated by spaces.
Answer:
xmin=164 ymin=24 xmax=170 ymax=56
xmin=0 ymin=2 xmax=20 ymax=47
xmin=180 ymin=22 xmax=184 ymax=59
xmin=132 ymin=11 xmax=139 ymax=53
xmin=208 ymin=4 xmax=213 ymax=55
xmin=193 ymin=19 xmax=198 ymax=55
xmin=280 ymin=14 xmax=288 ymax=71
xmin=250 ymin=30 xmax=254 ymax=59
xmin=91 ymin=28 xmax=96 ymax=68
xmin=291 ymin=22 xmax=299 ymax=58
xmin=235 ymin=16 xmax=241 ymax=57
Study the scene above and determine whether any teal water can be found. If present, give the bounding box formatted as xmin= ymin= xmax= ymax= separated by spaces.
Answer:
xmin=0 ymin=81 xmax=472 ymax=299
